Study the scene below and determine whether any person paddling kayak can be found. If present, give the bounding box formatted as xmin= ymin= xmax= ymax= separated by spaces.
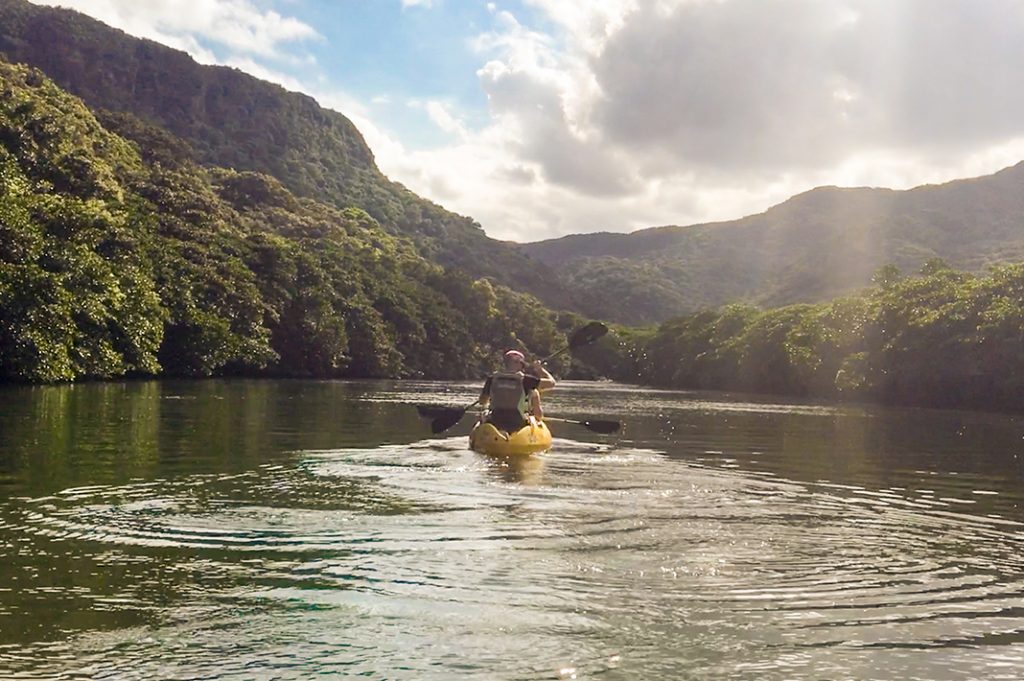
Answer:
xmin=478 ymin=349 xmax=556 ymax=432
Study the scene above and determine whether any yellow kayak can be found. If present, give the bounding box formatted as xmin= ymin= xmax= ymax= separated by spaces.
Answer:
xmin=469 ymin=415 xmax=553 ymax=456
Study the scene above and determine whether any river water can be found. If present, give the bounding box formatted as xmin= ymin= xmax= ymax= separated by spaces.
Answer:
xmin=2 ymin=379 xmax=1024 ymax=679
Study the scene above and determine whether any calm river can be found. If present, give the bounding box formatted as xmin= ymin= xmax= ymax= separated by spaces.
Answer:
xmin=2 ymin=380 xmax=1024 ymax=679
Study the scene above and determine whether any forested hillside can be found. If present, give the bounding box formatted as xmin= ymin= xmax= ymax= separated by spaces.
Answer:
xmin=524 ymin=167 xmax=1024 ymax=324
xmin=0 ymin=0 xmax=575 ymax=310
xmin=0 ymin=60 xmax=577 ymax=382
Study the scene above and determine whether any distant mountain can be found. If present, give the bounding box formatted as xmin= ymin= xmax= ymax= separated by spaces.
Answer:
xmin=0 ymin=0 xmax=574 ymax=309
xmin=521 ymin=164 xmax=1024 ymax=324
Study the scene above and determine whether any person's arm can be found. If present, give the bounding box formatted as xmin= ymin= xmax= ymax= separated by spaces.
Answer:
xmin=528 ymin=389 xmax=543 ymax=419
xmin=529 ymin=361 xmax=556 ymax=391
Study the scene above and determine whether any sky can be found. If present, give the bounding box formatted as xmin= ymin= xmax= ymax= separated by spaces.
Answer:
xmin=28 ymin=0 xmax=1024 ymax=242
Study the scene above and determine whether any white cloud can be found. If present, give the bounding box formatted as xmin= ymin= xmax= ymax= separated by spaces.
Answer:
xmin=588 ymin=0 xmax=1024 ymax=174
xmin=394 ymin=0 xmax=1024 ymax=241
xmin=408 ymin=99 xmax=470 ymax=141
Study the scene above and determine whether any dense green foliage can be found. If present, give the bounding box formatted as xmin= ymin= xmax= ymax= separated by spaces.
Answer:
xmin=0 ymin=61 xmax=575 ymax=382
xmin=581 ymin=260 xmax=1024 ymax=410
xmin=0 ymin=0 xmax=576 ymax=311
xmin=0 ymin=62 xmax=161 ymax=381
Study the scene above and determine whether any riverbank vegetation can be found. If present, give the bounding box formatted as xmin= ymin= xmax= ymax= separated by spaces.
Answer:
xmin=575 ymin=260 xmax=1024 ymax=411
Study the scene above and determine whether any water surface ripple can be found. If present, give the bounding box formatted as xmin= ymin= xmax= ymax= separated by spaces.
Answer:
xmin=2 ymin=380 xmax=1024 ymax=679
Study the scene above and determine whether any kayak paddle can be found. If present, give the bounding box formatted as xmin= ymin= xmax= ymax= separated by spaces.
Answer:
xmin=543 ymin=416 xmax=621 ymax=434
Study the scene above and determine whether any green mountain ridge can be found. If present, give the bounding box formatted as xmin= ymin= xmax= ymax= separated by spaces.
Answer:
xmin=0 ymin=58 xmax=575 ymax=382
xmin=522 ymin=164 xmax=1024 ymax=324
xmin=0 ymin=0 xmax=576 ymax=310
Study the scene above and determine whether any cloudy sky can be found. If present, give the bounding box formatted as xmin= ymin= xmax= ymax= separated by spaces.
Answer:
xmin=30 ymin=0 xmax=1024 ymax=242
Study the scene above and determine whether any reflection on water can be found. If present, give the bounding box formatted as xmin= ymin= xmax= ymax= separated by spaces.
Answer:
xmin=2 ymin=380 xmax=1024 ymax=679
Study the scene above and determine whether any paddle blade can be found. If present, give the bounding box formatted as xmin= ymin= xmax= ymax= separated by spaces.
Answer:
xmin=431 ymin=410 xmax=466 ymax=434
xmin=568 ymin=321 xmax=609 ymax=350
xmin=582 ymin=419 xmax=621 ymax=434
xmin=419 ymin=399 xmax=480 ymax=434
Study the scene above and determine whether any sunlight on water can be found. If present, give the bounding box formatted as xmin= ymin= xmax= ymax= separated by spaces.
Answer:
xmin=2 ymin=380 xmax=1024 ymax=679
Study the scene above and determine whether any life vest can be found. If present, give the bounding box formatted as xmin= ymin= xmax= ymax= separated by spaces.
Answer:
xmin=489 ymin=372 xmax=527 ymax=417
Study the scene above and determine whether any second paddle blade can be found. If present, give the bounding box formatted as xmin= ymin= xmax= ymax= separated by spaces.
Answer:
xmin=583 ymin=419 xmax=621 ymax=434
xmin=568 ymin=321 xmax=609 ymax=350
